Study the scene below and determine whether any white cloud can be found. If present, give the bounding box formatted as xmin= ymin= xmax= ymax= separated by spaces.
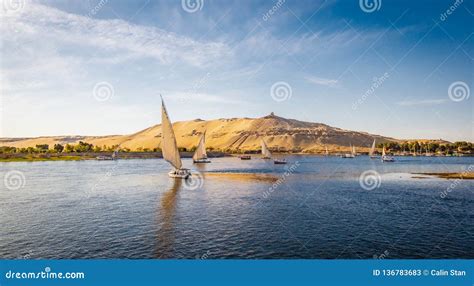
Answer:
xmin=396 ymin=99 xmax=447 ymax=106
xmin=0 ymin=2 xmax=231 ymax=68
xmin=305 ymin=75 xmax=338 ymax=87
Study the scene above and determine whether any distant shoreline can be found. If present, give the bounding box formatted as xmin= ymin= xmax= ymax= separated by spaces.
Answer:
xmin=0 ymin=152 xmax=229 ymax=162
xmin=1 ymin=152 xmax=472 ymax=162
xmin=412 ymin=172 xmax=474 ymax=180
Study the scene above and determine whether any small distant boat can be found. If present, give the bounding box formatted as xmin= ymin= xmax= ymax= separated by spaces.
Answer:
xmin=381 ymin=146 xmax=395 ymax=162
xmin=341 ymin=143 xmax=355 ymax=158
xmin=274 ymin=159 xmax=287 ymax=164
xmin=261 ymin=139 xmax=272 ymax=159
xmin=96 ymin=150 xmax=118 ymax=161
xmin=325 ymin=146 xmax=329 ymax=156
xmin=161 ymin=97 xmax=191 ymax=179
xmin=193 ymin=131 xmax=211 ymax=164
xmin=261 ymin=138 xmax=287 ymax=164
xmin=239 ymin=155 xmax=251 ymax=160
xmin=369 ymin=139 xmax=377 ymax=159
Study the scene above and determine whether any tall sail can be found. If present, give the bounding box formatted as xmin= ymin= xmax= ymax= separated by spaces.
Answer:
xmin=161 ymin=98 xmax=182 ymax=169
xmin=352 ymin=145 xmax=356 ymax=156
xmin=325 ymin=146 xmax=329 ymax=156
xmin=369 ymin=140 xmax=376 ymax=156
xmin=382 ymin=146 xmax=386 ymax=156
xmin=261 ymin=139 xmax=272 ymax=158
xmin=193 ymin=131 xmax=208 ymax=161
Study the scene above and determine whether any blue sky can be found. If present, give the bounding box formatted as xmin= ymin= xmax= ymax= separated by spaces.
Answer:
xmin=1 ymin=0 xmax=473 ymax=141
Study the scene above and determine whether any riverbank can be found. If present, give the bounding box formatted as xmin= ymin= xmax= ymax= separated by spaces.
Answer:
xmin=0 ymin=152 xmax=229 ymax=162
xmin=413 ymin=172 xmax=474 ymax=180
xmin=2 ymin=152 xmax=472 ymax=162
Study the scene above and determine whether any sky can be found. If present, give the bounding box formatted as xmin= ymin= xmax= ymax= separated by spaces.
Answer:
xmin=1 ymin=0 xmax=473 ymax=141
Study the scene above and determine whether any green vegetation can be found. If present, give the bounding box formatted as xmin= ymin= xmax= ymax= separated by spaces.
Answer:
xmin=377 ymin=141 xmax=473 ymax=155
xmin=0 ymin=155 xmax=85 ymax=162
xmin=0 ymin=141 xmax=167 ymax=162
xmin=53 ymin=144 xmax=64 ymax=153
xmin=0 ymin=140 xmax=471 ymax=161
xmin=0 ymin=141 xmax=133 ymax=155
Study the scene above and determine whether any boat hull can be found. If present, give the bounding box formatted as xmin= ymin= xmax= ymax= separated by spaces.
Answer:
xmin=274 ymin=160 xmax=287 ymax=164
xmin=381 ymin=156 xmax=395 ymax=162
xmin=168 ymin=169 xmax=191 ymax=179
xmin=239 ymin=156 xmax=251 ymax=160
xmin=96 ymin=156 xmax=115 ymax=161
xmin=193 ymin=159 xmax=211 ymax=163
xmin=341 ymin=154 xmax=355 ymax=158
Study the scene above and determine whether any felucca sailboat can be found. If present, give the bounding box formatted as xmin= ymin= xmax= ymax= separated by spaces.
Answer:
xmin=261 ymin=138 xmax=287 ymax=164
xmin=381 ymin=145 xmax=395 ymax=162
xmin=369 ymin=139 xmax=377 ymax=159
xmin=161 ymin=97 xmax=191 ymax=178
xmin=193 ymin=131 xmax=211 ymax=163
xmin=341 ymin=143 xmax=355 ymax=158
xmin=261 ymin=139 xmax=272 ymax=159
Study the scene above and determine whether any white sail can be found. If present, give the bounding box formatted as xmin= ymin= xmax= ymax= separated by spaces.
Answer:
xmin=261 ymin=139 xmax=272 ymax=158
xmin=382 ymin=146 xmax=386 ymax=156
xmin=193 ymin=131 xmax=208 ymax=161
xmin=325 ymin=146 xmax=329 ymax=156
xmin=369 ymin=140 xmax=376 ymax=156
xmin=161 ymin=98 xmax=182 ymax=170
xmin=352 ymin=145 xmax=356 ymax=156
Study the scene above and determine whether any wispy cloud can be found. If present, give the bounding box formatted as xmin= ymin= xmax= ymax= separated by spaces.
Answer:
xmin=396 ymin=99 xmax=447 ymax=106
xmin=0 ymin=2 xmax=231 ymax=68
xmin=305 ymin=75 xmax=338 ymax=87
xmin=165 ymin=92 xmax=245 ymax=105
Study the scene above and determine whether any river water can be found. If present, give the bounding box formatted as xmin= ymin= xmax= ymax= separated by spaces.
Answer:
xmin=1 ymin=156 xmax=473 ymax=259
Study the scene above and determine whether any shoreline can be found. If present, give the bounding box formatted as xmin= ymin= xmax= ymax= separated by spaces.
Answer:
xmin=1 ymin=152 xmax=472 ymax=162
xmin=412 ymin=172 xmax=474 ymax=180
xmin=0 ymin=152 xmax=229 ymax=162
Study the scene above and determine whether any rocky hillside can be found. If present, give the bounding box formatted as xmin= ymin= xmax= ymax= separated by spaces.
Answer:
xmin=0 ymin=113 xmax=401 ymax=153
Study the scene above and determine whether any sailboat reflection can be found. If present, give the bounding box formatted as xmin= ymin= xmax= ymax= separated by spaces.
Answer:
xmin=155 ymin=179 xmax=181 ymax=258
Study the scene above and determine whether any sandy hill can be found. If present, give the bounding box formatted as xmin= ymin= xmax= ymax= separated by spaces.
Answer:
xmin=1 ymin=113 xmax=405 ymax=153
